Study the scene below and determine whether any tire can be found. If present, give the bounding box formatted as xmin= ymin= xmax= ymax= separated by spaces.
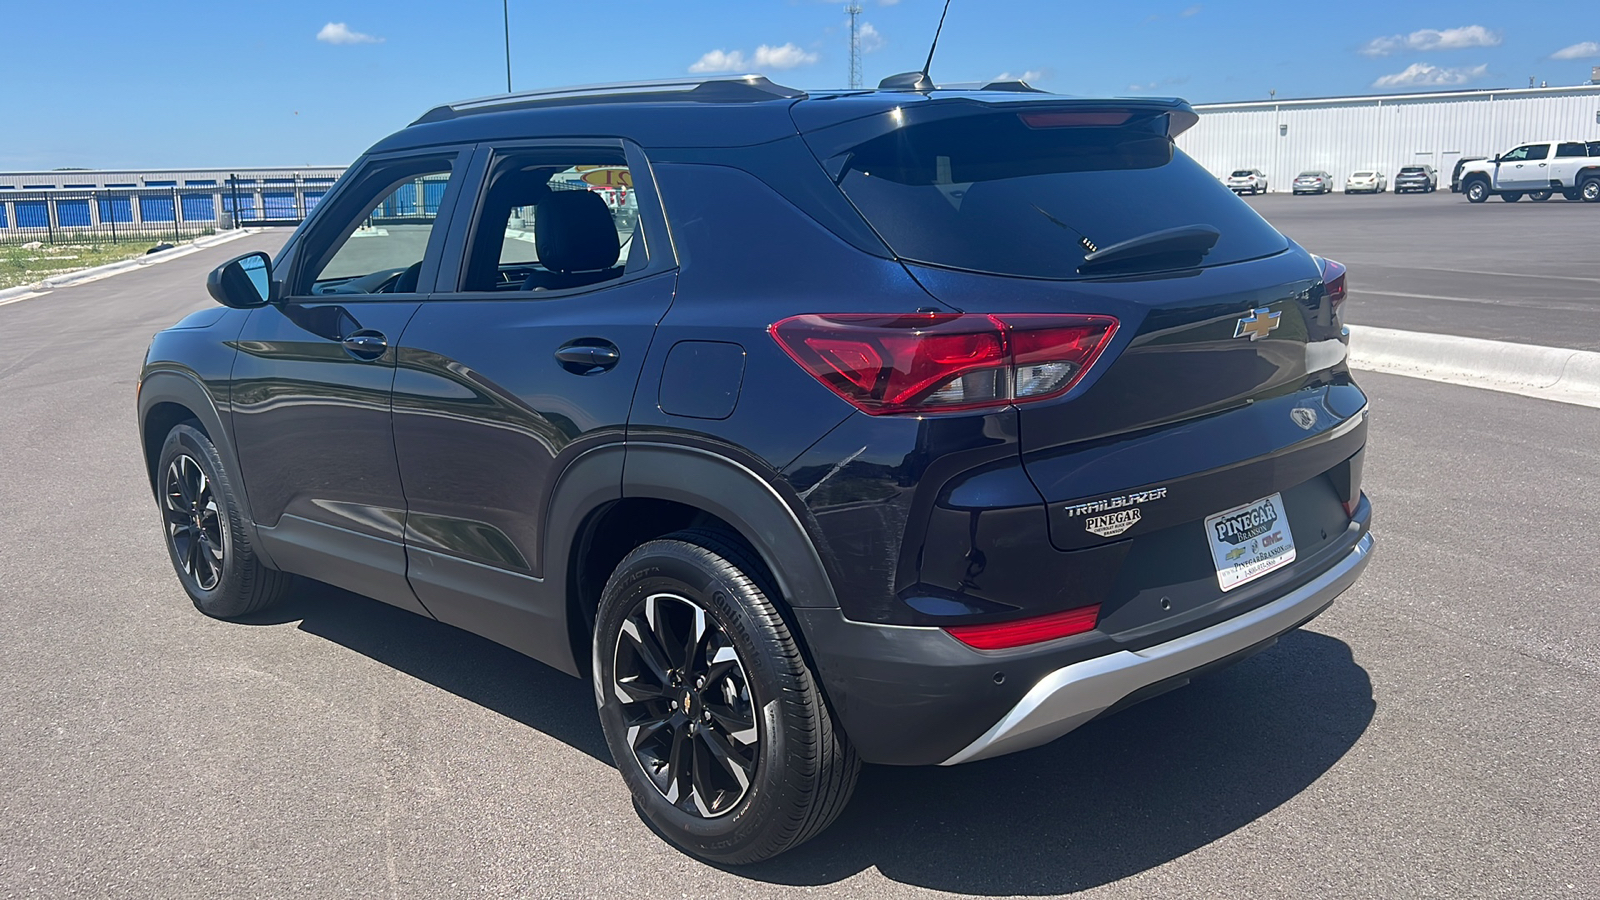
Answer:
xmin=1583 ymin=178 xmax=1600 ymax=203
xmin=1465 ymin=179 xmax=1489 ymax=203
xmin=156 ymin=423 xmax=291 ymax=618
xmin=593 ymin=529 xmax=859 ymax=864
xmin=1563 ymin=190 xmax=1582 ymax=202
xmin=1530 ymin=191 xmax=1552 ymax=202
xmin=1502 ymin=193 xmax=1522 ymax=203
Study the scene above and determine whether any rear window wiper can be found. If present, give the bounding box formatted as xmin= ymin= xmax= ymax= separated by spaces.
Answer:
xmin=1077 ymin=224 xmax=1220 ymax=274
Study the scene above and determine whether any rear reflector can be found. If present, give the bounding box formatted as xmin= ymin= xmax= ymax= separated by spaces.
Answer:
xmin=770 ymin=313 xmax=1117 ymax=416
xmin=945 ymin=604 xmax=1102 ymax=650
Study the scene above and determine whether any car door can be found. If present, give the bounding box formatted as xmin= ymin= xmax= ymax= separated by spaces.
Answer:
xmin=1551 ymin=142 xmax=1589 ymax=190
xmin=389 ymin=141 xmax=677 ymax=666
xmin=231 ymin=149 xmax=470 ymax=613
xmin=1495 ymin=144 xmax=1545 ymax=190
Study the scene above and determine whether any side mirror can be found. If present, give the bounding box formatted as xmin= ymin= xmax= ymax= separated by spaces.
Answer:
xmin=1491 ymin=155 xmax=1501 ymax=163
xmin=207 ymin=251 xmax=273 ymax=308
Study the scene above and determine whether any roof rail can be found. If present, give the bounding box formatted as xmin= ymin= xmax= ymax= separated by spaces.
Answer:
xmin=414 ymin=75 xmax=806 ymax=124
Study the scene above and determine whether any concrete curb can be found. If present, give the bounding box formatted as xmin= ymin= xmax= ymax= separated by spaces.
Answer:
xmin=1348 ymin=324 xmax=1600 ymax=409
xmin=0 ymin=228 xmax=258 ymax=305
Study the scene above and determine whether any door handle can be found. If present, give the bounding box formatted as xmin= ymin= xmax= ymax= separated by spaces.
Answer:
xmin=555 ymin=340 xmax=620 ymax=375
xmin=341 ymin=329 xmax=388 ymax=361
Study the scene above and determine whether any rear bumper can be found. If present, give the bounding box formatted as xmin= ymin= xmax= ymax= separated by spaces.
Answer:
xmin=795 ymin=496 xmax=1373 ymax=766
xmin=941 ymin=530 xmax=1373 ymax=764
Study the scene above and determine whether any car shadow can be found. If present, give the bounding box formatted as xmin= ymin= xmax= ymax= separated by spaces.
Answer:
xmin=237 ymin=577 xmax=612 ymax=764
xmin=738 ymin=628 xmax=1373 ymax=894
xmin=241 ymin=585 xmax=1371 ymax=894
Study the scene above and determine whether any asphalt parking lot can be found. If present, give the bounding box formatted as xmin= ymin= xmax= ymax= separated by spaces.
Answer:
xmin=1241 ymin=190 xmax=1600 ymax=351
xmin=1 ymin=224 xmax=1596 ymax=899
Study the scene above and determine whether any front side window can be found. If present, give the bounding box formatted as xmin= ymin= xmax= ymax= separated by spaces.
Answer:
xmin=1501 ymin=147 xmax=1530 ymax=162
xmin=296 ymin=158 xmax=456 ymax=295
xmin=460 ymin=152 xmax=643 ymax=293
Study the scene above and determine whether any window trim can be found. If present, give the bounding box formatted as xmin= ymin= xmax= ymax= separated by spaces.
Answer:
xmin=427 ymin=138 xmax=677 ymax=302
xmin=279 ymin=147 xmax=473 ymax=303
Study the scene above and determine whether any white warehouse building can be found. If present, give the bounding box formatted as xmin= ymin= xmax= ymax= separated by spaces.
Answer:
xmin=1176 ymin=83 xmax=1600 ymax=191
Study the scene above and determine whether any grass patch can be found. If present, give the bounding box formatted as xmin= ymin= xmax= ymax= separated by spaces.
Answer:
xmin=1 ymin=240 xmax=177 ymax=291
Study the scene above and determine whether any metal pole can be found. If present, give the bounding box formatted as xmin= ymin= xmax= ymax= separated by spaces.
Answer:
xmin=172 ymin=186 xmax=181 ymax=243
xmin=108 ymin=193 xmax=118 ymax=244
xmin=503 ymin=0 xmax=512 ymax=93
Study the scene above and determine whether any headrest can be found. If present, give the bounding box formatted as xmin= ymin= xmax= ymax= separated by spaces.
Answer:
xmin=535 ymin=190 xmax=619 ymax=274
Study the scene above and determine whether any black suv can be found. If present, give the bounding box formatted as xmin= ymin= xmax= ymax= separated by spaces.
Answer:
xmin=138 ymin=75 xmax=1373 ymax=863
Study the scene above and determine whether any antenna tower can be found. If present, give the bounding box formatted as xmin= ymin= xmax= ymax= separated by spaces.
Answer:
xmin=847 ymin=4 xmax=864 ymax=89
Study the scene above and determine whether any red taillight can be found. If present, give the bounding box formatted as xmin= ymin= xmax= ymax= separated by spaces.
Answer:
xmin=1318 ymin=257 xmax=1348 ymax=311
xmin=769 ymin=313 xmax=1118 ymax=416
xmin=945 ymin=604 xmax=1102 ymax=650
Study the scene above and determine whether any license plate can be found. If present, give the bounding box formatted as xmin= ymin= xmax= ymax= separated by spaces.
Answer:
xmin=1204 ymin=493 xmax=1297 ymax=592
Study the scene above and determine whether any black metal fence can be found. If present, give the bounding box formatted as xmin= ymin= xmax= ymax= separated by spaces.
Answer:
xmin=0 ymin=171 xmax=344 ymax=247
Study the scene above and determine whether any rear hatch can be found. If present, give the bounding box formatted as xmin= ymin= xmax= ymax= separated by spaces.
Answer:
xmin=794 ymin=93 xmax=1366 ymax=632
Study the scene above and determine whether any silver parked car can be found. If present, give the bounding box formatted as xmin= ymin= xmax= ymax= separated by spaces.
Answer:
xmin=1292 ymin=171 xmax=1334 ymax=194
xmin=1225 ymin=168 xmax=1269 ymax=194
xmin=1394 ymin=165 xmax=1438 ymax=193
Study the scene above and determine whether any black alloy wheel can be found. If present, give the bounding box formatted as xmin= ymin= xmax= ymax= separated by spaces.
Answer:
xmin=1563 ymin=190 xmax=1583 ymax=202
xmin=1530 ymin=191 xmax=1552 ymax=202
xmin=1502 ymin=192 xmax=1523 ymax=202
xmin=164 ymin=454 xmax=224 ymax=591
xmin=594 ymin=529 xmax=859 ymax=864
xmin=155 ymin=423 xmax=291 ymax=618
xmin=610 ymin=590 xmax=759 ymax=818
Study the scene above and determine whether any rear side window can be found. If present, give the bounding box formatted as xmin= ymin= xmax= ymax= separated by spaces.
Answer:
xmin=817 ymin=109 xmax=1286 ymax=279
xmin=459 ymin=151 xmax=645 ymax=293
xmin=1556 ymin=142 xmax=1587 ymax=158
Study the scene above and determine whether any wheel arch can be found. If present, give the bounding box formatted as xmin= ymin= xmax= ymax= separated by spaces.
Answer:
xmin=138 ymin=369 xmax=277 ymax=569
xmin=549 ymin=442 xmax=839 ymax=677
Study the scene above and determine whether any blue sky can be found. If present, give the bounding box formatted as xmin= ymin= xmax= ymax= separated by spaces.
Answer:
xmin=3 ymin=0 xmax=1596 ymax=170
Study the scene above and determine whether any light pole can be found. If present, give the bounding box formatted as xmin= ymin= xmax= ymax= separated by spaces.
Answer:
xmin=503 ymin=0 xmax=513 ymax=93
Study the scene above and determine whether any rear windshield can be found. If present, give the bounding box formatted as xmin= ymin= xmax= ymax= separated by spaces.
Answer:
xmin=1230 ymin=170 xmax=1256 ymax=177
xmin=1297 ymin=172 xmax=1320 ymax=177
xmin=1399 ymin=167 xmax=1424 ymax=174
xmin=1353 ymin=172 xmax=1373 ymax=177
xmin=820 ymin=109 xmax=1288 ymax=279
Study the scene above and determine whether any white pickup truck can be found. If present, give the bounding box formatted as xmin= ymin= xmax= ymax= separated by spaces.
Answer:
xmin=1459 ymin=140 xmax=1600 ymax=203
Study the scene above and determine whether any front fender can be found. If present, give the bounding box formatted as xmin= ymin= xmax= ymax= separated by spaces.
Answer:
xmin=137 ymin=367 xmax=276 ymax=570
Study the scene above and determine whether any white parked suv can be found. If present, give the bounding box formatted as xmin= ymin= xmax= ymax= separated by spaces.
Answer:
xmin=1225 ymin=168 xmax=1268 ymax=194
xmin=1460 ymin=141 xmax=1600 ymax=203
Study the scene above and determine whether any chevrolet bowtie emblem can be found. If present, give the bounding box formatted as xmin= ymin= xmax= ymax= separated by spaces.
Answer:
xmin=1234 ymin=307 xmax=1281 ymax=341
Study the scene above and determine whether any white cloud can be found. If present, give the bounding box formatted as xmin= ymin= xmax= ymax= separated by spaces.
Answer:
xmin=1551 ymin=41 xmax=1600 ymax=60
xmin=689 ymin=49 xmax=747 ymax=73
xmin=996 ymin=70 xmax=1045 ymax=84
xmin=1360 ymin=25 xmax=1499 ymax=57
xmin=1181 ymin=5 xmax=1202 ymax=16
xmin=858 ymin=22 xmax=885 ymax=53
xmin=753 ymin=43 xmax=819 ymax=69
xmin=1372 ymin=62 xmax=1488 ymax=87
xmin=316 ymin=22 xmax=382 ymax=45
xmin=878 ymin=0 xmax=901 ymax=5
xmin=1128 ymin=81 xmax=1159 ymax=91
